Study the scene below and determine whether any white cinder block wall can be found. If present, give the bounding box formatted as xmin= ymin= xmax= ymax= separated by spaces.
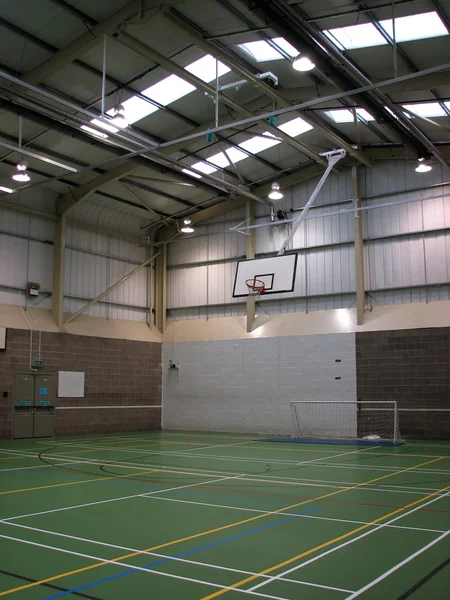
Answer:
xmin=162 ymin=333 xmax=356 ymax=434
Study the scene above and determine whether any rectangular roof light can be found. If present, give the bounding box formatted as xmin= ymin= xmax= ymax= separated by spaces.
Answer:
xmin=186 ymin=54 xmax=231 ymax=82
xmin=380 ymin=11 xmax=448 ymax=42
xmin=402 ymin=103 xmax=447 ymax=118
xmin=327 ymin=108 xmax=375 ymax=123
xmin=239 ymin=132 xmax=280 ymax=154
xmin=80 ymin=125 xmax=109 ymax=139
xmin=239 ymin=37 xmax=299 ymax=61
xmin=278 ymin=117 xmax=313 ymax=136
xmin=325 ymin=23 xmax=388 ymax=50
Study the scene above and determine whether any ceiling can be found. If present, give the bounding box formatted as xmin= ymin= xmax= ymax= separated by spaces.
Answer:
xmin=0 ymin=0 xmax=449 ymax=236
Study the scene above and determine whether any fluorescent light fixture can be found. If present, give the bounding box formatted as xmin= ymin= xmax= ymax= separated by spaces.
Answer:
xmin=278 ymin=117 xmax=313 ymax=136
xmin=0 ymin=186 xmax=14 ymax=193
xmin=292 ymin=56 xmax=315 ymax=71
xmin=181 ymin=168 xmax=202 ymax=179
xmin=268 ymin=182 xmax=283 ymax=200
xmin=380 ymin=11 xmax=448 ymax=43
xmin=239 ymin=37 xmax=299 ymax=62
xmin=327 ymin=108 xmax=375 ymax=123
xmin=415 ymin=158 xmax=433 ymax=173
xmin=402 ymin=103 xmax=447 ymax=118
xmin=180 ymin=218 xmax=194 ymax=233
xmin=325 ymin=23 xmax=389 ymax=50
xmin=90 ymin=118 xmax=119 ymax=134
xmin=80 ymin=125 xmax=109 ymax=139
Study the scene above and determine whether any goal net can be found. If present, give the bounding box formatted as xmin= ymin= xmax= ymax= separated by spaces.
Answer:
xmin=290 ymin=401 xmax=401 ymax=444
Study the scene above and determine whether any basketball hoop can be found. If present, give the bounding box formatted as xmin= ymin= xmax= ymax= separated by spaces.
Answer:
xmin=246 ymin=278 xmax=265 ymax=299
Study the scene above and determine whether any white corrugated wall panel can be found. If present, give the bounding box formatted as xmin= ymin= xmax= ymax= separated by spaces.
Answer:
xmin=366 ymin=237 xmax=425 ymax=290
xmin=0 ymin=235 xmax=28 ymax=289
xmin=424 ymin=231 xmax=450 ymax=284
xmin=168 ymin=236 xmax=208 ymax=267
xmin=106 ymin=259 xmax=148 ymax=308
xmin=305 ymin=245 xmax=355 ymax=296
xmin=28 ymin=241 xmax=53 ymax=291
xmin=167 ymin=266 xmax=207 ymax=308
xmin=65 ymin=249 xmax=109 ymax=302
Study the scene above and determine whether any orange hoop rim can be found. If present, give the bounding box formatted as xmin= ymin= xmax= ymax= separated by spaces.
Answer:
xmin=245 ymin=278 xmax=265 ymax=296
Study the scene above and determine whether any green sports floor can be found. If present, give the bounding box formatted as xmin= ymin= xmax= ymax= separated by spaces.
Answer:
xmin=0 ymin=431 xmax=449 ymax=599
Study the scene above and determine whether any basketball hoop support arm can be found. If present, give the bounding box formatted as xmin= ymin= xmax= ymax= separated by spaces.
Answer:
xmin=278 ymin=149 xmax=346 ymax=256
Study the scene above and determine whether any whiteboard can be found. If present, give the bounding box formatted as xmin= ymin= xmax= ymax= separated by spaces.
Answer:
xmin=58 ymin=371 xmax=85 ymax=398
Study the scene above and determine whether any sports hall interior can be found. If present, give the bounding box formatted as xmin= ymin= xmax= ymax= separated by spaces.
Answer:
xmin=0 ymin=1 xmax=449 ymax=599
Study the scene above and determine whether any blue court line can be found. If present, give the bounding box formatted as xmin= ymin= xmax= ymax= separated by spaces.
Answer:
xmin=42 ymin=507 xmax=318 ymax=599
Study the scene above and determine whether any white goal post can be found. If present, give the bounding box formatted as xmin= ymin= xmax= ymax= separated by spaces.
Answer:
xmin=290 ymin=401 xmax=401 ymax=444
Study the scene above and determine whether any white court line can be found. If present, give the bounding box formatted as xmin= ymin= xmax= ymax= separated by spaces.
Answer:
xmin=248 ymin=491 xmax=450 ymax=594
xmin=0 ymin=521 xmax=352 ymax=595
xmin=35 ymin=442 xmax=450 ymax=474
xmin=2 ymin=448 xmax=447 ymax=499
xmin=140 ymin=494 xmax=445 ymax=534
xmin=2 ymin=471 xmax=246 ymax=522
xmin=0 ymin=533 xmax=286 ymax=600
xmin=345 ymin=530 xmax=450 ymax=599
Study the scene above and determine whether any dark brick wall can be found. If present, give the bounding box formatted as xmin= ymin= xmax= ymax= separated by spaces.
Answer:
xmin=356 ymin=328 xmax=450 ymax=440
xmin=0 ymin=328 xmax=162 ymax=439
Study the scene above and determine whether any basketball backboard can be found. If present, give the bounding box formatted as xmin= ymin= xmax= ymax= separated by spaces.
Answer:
xmin=232 ymin=254 xmax=298 ymax=297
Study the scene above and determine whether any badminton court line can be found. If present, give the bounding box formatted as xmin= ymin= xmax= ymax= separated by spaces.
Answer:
xmin=1 ymin=456 xmax=442 ymax=596
xmin=198 ymin=456 xmax=445 ymax=600
xmin=247 ymin=489 xmax=450 ymax=595
xmin=345 ymin=530 xmax=450 ymax=599
xmin=0 ymin=521 xmax=353 ymax=595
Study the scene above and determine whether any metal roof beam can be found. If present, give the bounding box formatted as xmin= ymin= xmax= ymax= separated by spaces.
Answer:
xmin=57 ymin=162 xmax=138 ymax=214
xmin=21 ymin=1 xmax=179 ymax=86
xmin=162 ymin=8 xmax=371 ymax=167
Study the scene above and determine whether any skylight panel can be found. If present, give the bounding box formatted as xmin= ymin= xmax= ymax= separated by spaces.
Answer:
xmin=327 ymin=108 xmax=375 ymax=123
xmin=278 ymin=117 xmax=313 ymax=136
xmin=186 ymin=55 xmax=231 ymax=82
xmin=181 ymin=168 xmax=202 ymax=179
xmin=272 ymin=37 xmax=299 ymax=57
xmin=239 ymin=133 xmax=280 ymax=154
xmin=208 ymin=148 xmax=249 ymax=169
xmin=325 ymin=23 xmax=389 ymax=50
xmin=190 ymin=161 xmax=218 ymax=175
xmin=402 ymin=103 xmax=447 ymax=118
xmin=106 ymin=96 xmax=158 ymax=125
xmin=143 ymin=75 xmax=196 ymax=106
xmin=380 ymin=11 xmax=448 ymax=42
xmin=239 ymin=40 xmax=283 ymax=62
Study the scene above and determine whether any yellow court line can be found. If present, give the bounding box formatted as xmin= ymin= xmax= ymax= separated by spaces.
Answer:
xmin=201 ymin=458 xmax=448 ymax=600
xmin=0 ymin=457 xmax=443 ymax=597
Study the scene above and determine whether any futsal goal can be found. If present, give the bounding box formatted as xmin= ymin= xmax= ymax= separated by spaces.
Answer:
xmin=290 ymin=400 xmax=401 ymax=445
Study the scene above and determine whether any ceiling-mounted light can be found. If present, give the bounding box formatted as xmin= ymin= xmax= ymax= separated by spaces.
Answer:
xmin=0 ymin=186 xmax=14 ymax=193
xmin=111 ymin=104 xmax=128 ymax=128
xmin=292 ymin=56 xmax=315 ymax=72
xmin=12 ymin=159 xmax=30 ymax=182
xmin=268 ymin=182 xmax=283 ymax=200
xmin=180 ymin=218 xmax=194 ymax=233
xmin=415 ymin=157 xmax=433 ymax=173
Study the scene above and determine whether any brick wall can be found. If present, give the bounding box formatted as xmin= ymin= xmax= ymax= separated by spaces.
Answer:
xmin=356 ymin=328 xmax=450 ymax=440
xmin=0 ymin=328 xmax=162 ymax=439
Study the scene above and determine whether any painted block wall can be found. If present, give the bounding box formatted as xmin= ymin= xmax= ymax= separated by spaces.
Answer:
xmin=163 ymin=333 xmax=356 ymax=435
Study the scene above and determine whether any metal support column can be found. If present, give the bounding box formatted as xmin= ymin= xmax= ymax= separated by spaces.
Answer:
xmin=245 ymin=201 xmax=256 ymax=333
xmin=52 ymin=214 xmax=66 ymax=329
xmin=353 ymin=166 xmax=366 ymax=325
xmin=155 ymin=244 xmax=167 ymax=333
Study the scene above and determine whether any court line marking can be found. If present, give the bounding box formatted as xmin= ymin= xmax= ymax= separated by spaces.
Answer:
xmin=141 ymin=495 xmax=445 ymax=534
xmin=198 ymin=457 xmax=445 ymax=600
xmin=247 ymin=489 xmax=450 ymax=595
xmin=1 ymin=456 xmax=441 ymax=596
xmin=0 ymin=521 xmax=353 ymax=595
xmin=345 ymin=530 xmax=450 ymax=599
xmin=34 ymin=442 xmax=450 ymax=474
xmin=0 ymin=534 xmax=286 ymax=600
